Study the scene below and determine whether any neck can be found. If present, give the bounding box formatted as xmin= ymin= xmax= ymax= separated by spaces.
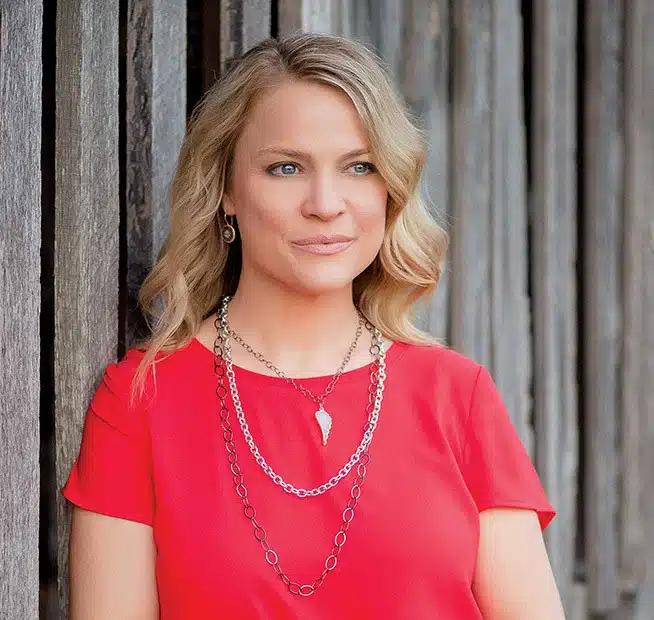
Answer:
xmin=225 ymin=273 xmax=367 ymax=378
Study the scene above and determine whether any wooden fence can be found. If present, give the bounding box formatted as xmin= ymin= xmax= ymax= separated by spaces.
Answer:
xmin=1 ymin=1 xmax=652 ymax=618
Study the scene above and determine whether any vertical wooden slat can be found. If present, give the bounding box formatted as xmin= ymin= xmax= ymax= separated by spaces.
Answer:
xmin=279 ymin=0 xmax=342 ymax=35
xmin=203 ymin=0 xmax=271 ymax=95
xmin=0 ymin=2 xmax=42 ymax=617
xmin=402 ymin=0 xmax=450 ymax=341
xmin=55 ymin=2 xmax=120 ymax=616
xmin=489 ymin=0 xmax=531 ymax=446
xmin=624 ymin=0 xmax=654 ymax=616
xmin=220 ymin=0 xmax=270 ymax=71
xmin=347 ymin=1 xmax=403 ymax=95
xmin=530 ymin=0 xmax=579 ymax=610
xmin=125 ymin=0 xmax=187 ymax=347
xmin=584 ymin=0 xmax=624 ymax=611
xmin=449 ymin=1 xmax=492 ymax=368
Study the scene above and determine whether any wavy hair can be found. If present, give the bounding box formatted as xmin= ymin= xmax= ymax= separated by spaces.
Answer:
xmin=130 ymin=32 xmax=448 ymax=403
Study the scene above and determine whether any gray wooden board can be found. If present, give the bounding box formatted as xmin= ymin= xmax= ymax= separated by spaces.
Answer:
xmin=489 ymin=0 xmax=531 ymax=448
xmin=0 ymin=1 xmax=43 ymax=617
xmin=221 ymin=0 xmax=271 ymax=70
xmin=401 ymin=0 xmax=450 ymax=342
xmin=583 ymin=0 xmax=624 ymax=611
xmin=125 ymin=0 xmax=186 ymax=347
xmin=449 ymin=0 xmax=492 ymax=369
xmin=624 ymin=0 xmax=654 ymax=617
xmin=279 ymin=0 xmax=343 ymax=35
xmin=54 ymin=1 xmax=120 ymax=616
xmin=530 ymin=0 xmax=579 ymax=612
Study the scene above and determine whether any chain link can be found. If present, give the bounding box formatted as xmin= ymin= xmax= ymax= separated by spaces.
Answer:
xmin=218 ymin=296 xmax=386 ymax=497
xmin=228 ymin=313 xmax=365 ymax=407
xmin=211 ymin=296 xmax=386 ymax=596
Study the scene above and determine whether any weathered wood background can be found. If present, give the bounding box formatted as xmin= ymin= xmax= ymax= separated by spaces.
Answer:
xmin=0 ymin=1 xmax=652 ymax=618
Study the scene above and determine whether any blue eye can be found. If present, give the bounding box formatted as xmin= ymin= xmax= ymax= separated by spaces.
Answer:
xmin=270 ymin=163 xmax=300 ymax=176
xmin=349 ymin=162 xmax=376 ymax=175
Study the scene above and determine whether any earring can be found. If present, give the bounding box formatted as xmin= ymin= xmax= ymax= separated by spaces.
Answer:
xmin=221 ymin=212 xmax=236 ymax=244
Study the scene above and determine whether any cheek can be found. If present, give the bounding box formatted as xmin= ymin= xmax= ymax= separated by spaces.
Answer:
xmin=356 ymin=194 xmax=388 ymax=243
xmin=238 ymin=182 xmax=295 ymax=240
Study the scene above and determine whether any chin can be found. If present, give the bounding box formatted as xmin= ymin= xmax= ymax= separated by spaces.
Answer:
xmin=286 ymin=267 xmax=363 ymax=297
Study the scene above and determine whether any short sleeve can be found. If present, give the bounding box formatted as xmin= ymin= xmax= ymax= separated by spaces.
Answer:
xmin=61 ymin=351 xmax=154 ymax=526
xmin=461 ymin=366 xmax=556 ymax=531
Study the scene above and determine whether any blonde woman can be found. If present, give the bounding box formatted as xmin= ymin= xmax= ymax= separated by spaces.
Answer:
xmin=62 ymin=33 xmax=565 ymax=619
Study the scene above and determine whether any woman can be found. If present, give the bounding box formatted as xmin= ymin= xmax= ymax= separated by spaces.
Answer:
xmin=62 ymin=33 xmax=565 ymax=619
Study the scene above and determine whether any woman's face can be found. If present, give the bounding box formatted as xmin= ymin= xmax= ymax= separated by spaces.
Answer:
xmin=223 ymin=80 xmax=388 ymax=297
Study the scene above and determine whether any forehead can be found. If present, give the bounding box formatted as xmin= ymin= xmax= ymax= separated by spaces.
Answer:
xmin=237 ymin=80 xmax=370 ymax=154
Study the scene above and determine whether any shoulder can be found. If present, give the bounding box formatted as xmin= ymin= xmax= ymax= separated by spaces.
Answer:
xmin=98 ymin=339 xmax=201 ymax=406
xmin=392 ymin=341 xmax=484 ymax=398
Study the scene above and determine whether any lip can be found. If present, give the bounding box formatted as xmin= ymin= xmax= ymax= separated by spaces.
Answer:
xmin=290 ymin=234 xmax=355 ymax=256
xmin=291 ymin=234 xmax=355 ymax=246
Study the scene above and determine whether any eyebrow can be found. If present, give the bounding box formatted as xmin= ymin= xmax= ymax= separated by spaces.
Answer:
xmin=256 ymin=147 xmax=372 ymax=160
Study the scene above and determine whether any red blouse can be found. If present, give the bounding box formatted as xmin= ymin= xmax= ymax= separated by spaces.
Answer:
xmin=62 ymin=339 xmax=555 ymax=619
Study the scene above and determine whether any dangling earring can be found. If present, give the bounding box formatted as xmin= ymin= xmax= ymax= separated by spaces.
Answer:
xmin=221 ymin=212 xmax=236 ymax=244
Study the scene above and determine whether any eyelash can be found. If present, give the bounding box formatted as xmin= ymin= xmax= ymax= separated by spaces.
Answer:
xmin=267 ymin=161 xmax=377 ymax=177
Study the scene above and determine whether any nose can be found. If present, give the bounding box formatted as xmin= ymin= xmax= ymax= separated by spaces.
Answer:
xmin=300 ymin=171 xmax=346 ymax=221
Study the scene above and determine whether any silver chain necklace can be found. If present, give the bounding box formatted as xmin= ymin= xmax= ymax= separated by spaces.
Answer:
xmin=217 ymin=295 xmax=386 ymax=497
xmin=228 ymin=312 xmax=365 ymax=445
xmin=211 ymin=296 xmax=387 ymax=596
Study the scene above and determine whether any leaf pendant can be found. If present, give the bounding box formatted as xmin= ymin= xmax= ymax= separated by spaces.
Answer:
xmin=315 ymin=408 xmax=332 ymax=446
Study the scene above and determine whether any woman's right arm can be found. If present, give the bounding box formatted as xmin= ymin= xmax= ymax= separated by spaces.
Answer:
xmin=68 ymin=506 xmax=159 ymax=620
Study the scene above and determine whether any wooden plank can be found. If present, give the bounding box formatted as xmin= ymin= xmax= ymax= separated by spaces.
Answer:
xmin=530 ymin=0 xmax=579 ymax=611
xmin=278 ymin=0 xmax=342 ymax=35
xmin=583 ymin=0 xmax=624 ymax=611
xmin=54 ymin=2 xmax=120 ymax=616
xmin=221 ymin=0 xmax=270 ymax=70
xmin=401 ymin=0 xmax=450 ymax=341
xmin=125 ymin=0 xmax=186 ymax=347
xmin=569 ymin=582 xmax=588 ymax=620
xmin=624 ymin=0 xmax=654 ymax=617
xmin=449 ymin=0 xmax=492 ymax=368
xmin=203 ymin=1 xmax=270 ymax=89
xmin=0 ymin=1 xmax=42 ymax=617
xmin=488 ymin=0 xmax=531 ymax=447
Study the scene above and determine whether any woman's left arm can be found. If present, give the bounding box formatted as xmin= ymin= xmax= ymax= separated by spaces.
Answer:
xmin=473 ymin=508 xmax=566 ymax=619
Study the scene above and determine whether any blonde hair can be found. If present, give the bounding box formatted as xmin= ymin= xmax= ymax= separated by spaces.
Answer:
xmin=130 ymin=32 xmax=448 ymax=403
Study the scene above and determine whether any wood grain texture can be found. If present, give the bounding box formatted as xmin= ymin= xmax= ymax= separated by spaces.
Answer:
xmin=221 ymin=0 xmax=270 ymax=70
xmin=449 ymin=0 xmax=492 ymax=369
xmin=278 ymin=0 xmax=344 ymax=35
xmin=530 ymin=0 xmax=579 ymax=611
xmin=125 ymin=0 xmax=186 ymax=347
xmin=583 ymin=0 xmax=624 ymax=611
xmin=54 ymin=1 xmax=120 ymax=616
xmin=624 ymin=0 xmax=654 ymax=616
xmin=401 ymin=0 xmax=450 ymax=341
xmin=489 ymin=0 xmax=531 ymax=447
xmin=0 ymin=2 xmax=42 ymax=617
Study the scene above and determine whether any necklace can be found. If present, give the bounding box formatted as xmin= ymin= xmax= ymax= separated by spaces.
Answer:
xmin=216 ymin=295 xmax=386 ymax=497
xmin=211 ymin=297 xmax=387 ymax=596
xmin=228 ymin=312 xmax=365 ymax=446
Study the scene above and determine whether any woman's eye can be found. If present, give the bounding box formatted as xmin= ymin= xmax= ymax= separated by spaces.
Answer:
xmin=269 ymin=163 xmax=300 ymax=176
xmin=349 ymin=162 xmax=376 ymax=175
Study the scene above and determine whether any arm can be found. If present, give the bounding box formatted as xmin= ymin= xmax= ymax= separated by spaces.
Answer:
xmin=472 ymin=508 xmax=565 ymax=619
xmin=69 ymin=506 xmax=159 ymax=620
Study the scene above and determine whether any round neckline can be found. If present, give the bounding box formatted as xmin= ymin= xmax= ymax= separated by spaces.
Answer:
xmin=188 ymin=335 xmax=404 ymax=387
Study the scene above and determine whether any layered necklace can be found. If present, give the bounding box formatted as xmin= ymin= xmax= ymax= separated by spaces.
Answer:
xmin=228 ymin=309 xmax=365 ymax=446
xmin=212 ymin=296 xmax=387 ymax=594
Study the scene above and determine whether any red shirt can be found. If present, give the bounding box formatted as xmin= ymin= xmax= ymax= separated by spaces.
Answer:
xmin=62 ymin=339 xmax=555 ymax=619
